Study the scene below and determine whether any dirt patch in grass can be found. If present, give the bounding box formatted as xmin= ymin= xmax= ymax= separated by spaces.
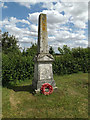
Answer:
xmin=9 ymin=90 xmax=20 ymax=110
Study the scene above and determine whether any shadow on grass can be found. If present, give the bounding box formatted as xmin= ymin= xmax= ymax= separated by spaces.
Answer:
xmin=7 ymin=84 xmax=36 ymax=95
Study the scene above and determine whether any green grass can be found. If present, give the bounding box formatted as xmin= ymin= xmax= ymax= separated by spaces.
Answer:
xmin=2 ymin=72 xmax=88 ymax=118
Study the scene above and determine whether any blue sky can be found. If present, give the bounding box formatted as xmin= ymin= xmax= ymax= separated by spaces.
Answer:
xmin=1 ymin=1 xmax=89 ymax=53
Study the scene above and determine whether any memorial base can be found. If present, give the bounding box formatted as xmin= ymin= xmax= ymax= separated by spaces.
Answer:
xmin=32 ymin=53 xmax=56 ymax=91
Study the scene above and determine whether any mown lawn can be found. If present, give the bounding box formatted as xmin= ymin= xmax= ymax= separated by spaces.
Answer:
xmin=2 ymin=72 xmax=88 ymax=118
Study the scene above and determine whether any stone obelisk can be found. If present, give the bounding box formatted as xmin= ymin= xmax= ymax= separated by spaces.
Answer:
xmin=32 ymin=14 xmax=56 ymax=92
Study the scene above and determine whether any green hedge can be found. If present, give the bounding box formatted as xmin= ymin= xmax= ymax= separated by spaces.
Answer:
xmin=2 ymin=46 xmax=89 ymax=86
xmin=53 ymin=47 xmax=89 ymax=75
xmin=2 ymin=52 xmax=34 ymax=86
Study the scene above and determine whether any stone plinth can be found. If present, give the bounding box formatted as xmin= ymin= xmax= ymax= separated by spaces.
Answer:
xmin=32 ymin=53 xmax=56 ymax=90
xmin=32 ymin=14 xmax=56 ymax=92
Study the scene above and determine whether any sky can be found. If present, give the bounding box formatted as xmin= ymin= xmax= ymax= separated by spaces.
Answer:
xmin=0 ymin=0 xmax=89 ymax=53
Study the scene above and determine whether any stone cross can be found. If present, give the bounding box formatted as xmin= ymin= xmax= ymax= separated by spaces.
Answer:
xmin=32 ymin=13 xmax=56 ymax=92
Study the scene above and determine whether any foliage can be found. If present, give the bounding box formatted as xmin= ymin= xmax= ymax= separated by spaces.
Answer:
xmin=49 ymin=46 xmax=55 ymax=55
xmin=24 ymin=43 xmax=37 ymax=57
xmin=2 ymin=32 xmax=89 ymax=86
xmin=58 ymin=45 xmax=71 ymax=55
xmin=53 ymin=46 xmax=89 ymax=75
xmin=2 ymin=53 xmax=34 ymax=86
xmin=1 ymin=32 xmax=20 ymax=54
xmin=2 ymin=32 xmax=37 ymax=86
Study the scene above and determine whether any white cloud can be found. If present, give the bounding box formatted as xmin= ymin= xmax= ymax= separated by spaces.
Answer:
xmin=5 ymin=24 xmax=22 ymax=36
xmin=30 ymin=24 xmax=38 ymax=32
xmin=2 ymin=0 xmax=89 ymax=2
xmin=75 ymin=40 xmax=88 ymax=47
xmin=41 ymin=1 xmax=88 ymax=50
xmin=42 ymin=2 xmax=54 ymax=10
xmin=2 ymin=0 xmax=58 ymax=3
xmin=1 ymin=0 xmax=89 ymax=9
xmin=9 ymin=17 xmax=30 ymax=25
xmin=1 ymin=0 xmax=58 ymax=8
xmin=61 ymin=0 xmax=89 ymax=2
xmin=27 ymin=12 xmax=40 ymax=24
xmin=89 ymin=2 xmax=90 ymax=20
xmin=2 ymin=17 xmax=37 ymax=45
xmin=19 ymin=19 xmax=30 ymax=25
xmin=41 ymin=2 xmax=88 ymax=31
xmin=27 ymin=9 xmax=68 ymax=25
xmin=43 ymin=10 xmax=68 ymax=24
xmin=19 ymin=2 xmax=31 ymax=8
xmin=74 ymin=20 xmax=86 ymax=28
xmin=0 ymin=2 xmax=8 ymax=8
xmin=3 ymin=5 xmax=8 ymax=8
xmin=2 ymin=1 xmax=88 ymax=52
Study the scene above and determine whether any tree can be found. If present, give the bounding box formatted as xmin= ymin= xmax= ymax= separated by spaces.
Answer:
xmin=25 ymin=43 xmax=37 ymax=57
xmin=58 ymin=45 xmax=71 ymax=55
xmin=58 ymin=47 xmax=64 ymax=55
xmin=1 ymin=32 xmax=20 ymax=53
xmin=63 ymin=45 xmax=71 ymax=54
xmin=49 ymin=46 xmax=55 ymax=55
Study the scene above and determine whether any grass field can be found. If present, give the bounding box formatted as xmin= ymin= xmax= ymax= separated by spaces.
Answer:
xmin=2 ymin=72 xmax=88 ymax=118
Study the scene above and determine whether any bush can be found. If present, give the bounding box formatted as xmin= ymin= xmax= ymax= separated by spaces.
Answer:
xmin=2 ymin=52 xmax=34 ymax=86
xmin=53 ymin=47 xmax=89 ymax=75
xmin=2 ymin=32 xmax=89 ymax=87
xmin=2 ymin=32 xmax=37 ymax=87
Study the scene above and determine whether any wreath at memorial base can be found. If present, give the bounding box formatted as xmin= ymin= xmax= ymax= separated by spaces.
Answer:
xmin=41 ymin=83 xmax=53 ymax=95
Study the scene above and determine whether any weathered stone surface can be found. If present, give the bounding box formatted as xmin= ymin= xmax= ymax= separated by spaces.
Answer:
xmin=37 ymin=14 xmax=49 ymax=54
xmin=34 ymin=53 xmax=54 ymax=62
xmin=32 ymin=13 xmax=56 ymax=91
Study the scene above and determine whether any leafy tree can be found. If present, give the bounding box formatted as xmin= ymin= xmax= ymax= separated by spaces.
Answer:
xmin=25 ymin=43 xmax=37 ymax=57
xmin=49 ymin=46 xmax=55 ymax=55
xmin=58 ymin=45 xmax=71 ymax=55
xmin=1 ymin=32 xmax=20 ymax=54
xmin=58 ymin=47 xmax=64 ymax=55
xmin=63 ymin=45 xmax=71 ymax=54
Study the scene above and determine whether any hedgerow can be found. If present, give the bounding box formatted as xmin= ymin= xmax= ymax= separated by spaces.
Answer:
xmin=2 ymin=52 xmax=34 ymax=86
xmin=2 ymin=32 xmax=89 ymax=86
xmin=2 ymin=46 xmax=89 ymax=86
xmin=53 ymin=47 xmax=89 ymax=75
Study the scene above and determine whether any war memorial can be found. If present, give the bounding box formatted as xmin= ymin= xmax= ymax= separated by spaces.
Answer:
xmin=32 ymin=14 xmax=56 ymax=93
